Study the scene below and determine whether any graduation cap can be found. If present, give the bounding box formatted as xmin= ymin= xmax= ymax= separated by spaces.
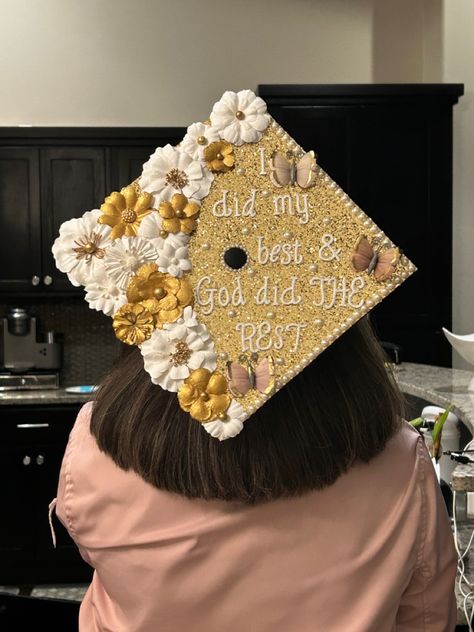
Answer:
xmin=52 ymin=89 xmax=415 ymax=441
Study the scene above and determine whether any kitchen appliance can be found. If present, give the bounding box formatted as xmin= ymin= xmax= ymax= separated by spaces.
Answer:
xmin=0 ymin=307 xmax=62 ymax=390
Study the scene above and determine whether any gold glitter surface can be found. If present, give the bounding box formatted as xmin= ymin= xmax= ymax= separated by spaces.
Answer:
xmin=186 ymin=119 xmax=416 ymax=416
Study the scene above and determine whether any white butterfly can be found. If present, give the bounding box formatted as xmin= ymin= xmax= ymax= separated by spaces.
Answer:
xmin=269 ymin=150 xmax=317 ymax=189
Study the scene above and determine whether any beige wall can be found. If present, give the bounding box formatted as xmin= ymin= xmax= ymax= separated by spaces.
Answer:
xmin=0 ymin=0 xmax=373 ymax=126
xmin=443 ymin=0 xmax=474 ymax=367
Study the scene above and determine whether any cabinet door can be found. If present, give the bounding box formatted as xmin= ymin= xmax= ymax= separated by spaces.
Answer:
xmin=0 ymin=148 xmax=42 ymax=292
xmin=110 ymin=146 xmax=157 ymax=190
xmin=40 ymin=148 xmax=106 ymax=292
xmin=0 ymin=444 xmax=35 ymax=583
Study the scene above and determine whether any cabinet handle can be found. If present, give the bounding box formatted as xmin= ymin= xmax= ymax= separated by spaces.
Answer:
xmin=17 ymin=423 xmax=50 ymax=429
xmin=22 ymin=456 xmax=31 ymax=466
xmin=31 ymin=275 xmax=40 ymax=286
xmin=36 ymin=455 xmax=45 ymax=466
xmin=43 ymin=275 xmax=53 ymax=286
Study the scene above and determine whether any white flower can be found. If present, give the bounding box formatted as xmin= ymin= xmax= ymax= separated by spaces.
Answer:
xmin=163 ymin=306 xmax=211 ymax=342
xmin=52 ymin=209 xmax=111 ymax=287
xmin=141 ymin=310 xmax=217 ymax=392
xmin=157 ymin=240 xmax=191 ymax=278
xmin=202 ymin=400 xmax=247 ymax=441
xmin=210 ymin=89 xmax=270 ymax=146
xmin=139 ymin=144 xmax=213 ymax=205
xmin=138 ymin=212 xmax=189 ymax=252
xmin=104 ymin=236 xmax=157 ymax=290
xmin=84 ymin=269 xmax=127 ymax=317
xmin=180 ymin=122 xmax=221 ymax=161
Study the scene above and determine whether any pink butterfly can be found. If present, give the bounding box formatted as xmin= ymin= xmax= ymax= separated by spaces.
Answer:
xmin=352 ymin=236 xmax=400 ymax=282
xmin=226 ymin=355 xmax=275 ymax=398
xmin=269 ymin=151 xmax=317 ymax=189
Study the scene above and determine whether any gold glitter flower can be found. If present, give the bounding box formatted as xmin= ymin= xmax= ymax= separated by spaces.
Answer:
xmin=98 ymin=185 xmax=154 ymax=239
xmin=127 ymin=262 xmax=193 ymax=326
xmin=158 ymin=193 xmax=200 ymax=235
xmin=204 ymin=141 xmax=235 ymax=173
xmin=112 ymin=303 xmax=154 ymax=345
xmin=178 ymin=368 xmax=231 ymax=422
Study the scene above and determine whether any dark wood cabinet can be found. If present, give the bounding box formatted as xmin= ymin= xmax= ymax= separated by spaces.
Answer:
xmin=258 ymin=84 xmax=463 ymax=366
xmin=0 ymin=128 xmax=184 ymax=297
xmin=40 ymin=147 xmax=107 ymax=291
xmin=0 ymin=404 xmax=92 ymax=584
xmin=0 ymin=148 xmax=42 ymax=292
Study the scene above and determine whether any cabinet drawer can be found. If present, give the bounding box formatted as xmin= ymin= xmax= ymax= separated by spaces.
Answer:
xmin=0 ymin=405 xmax=81 ymax=445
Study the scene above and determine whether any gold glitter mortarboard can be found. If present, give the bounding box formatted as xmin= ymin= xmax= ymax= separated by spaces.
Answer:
xmin=52 ymin=89 xmax=416 ymax=441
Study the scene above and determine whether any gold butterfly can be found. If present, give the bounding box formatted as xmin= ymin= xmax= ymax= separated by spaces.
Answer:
xmin=269 ymin=150 xmax=317 ymax=189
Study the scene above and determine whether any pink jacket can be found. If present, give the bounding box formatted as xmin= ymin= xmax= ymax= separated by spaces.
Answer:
xmin=53 ymin=402 xmax=457 ymax=632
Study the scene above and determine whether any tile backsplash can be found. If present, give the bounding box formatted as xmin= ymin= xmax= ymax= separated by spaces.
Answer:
xmin=1 ymin=298 xmax=121 ymax=386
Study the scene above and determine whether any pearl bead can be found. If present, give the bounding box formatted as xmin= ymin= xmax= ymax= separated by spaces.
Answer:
xmin=323 ymin=217 xmax=331 ymax=225
xmin=267 ymin=311 xmax=275 ymax=319
xmin=175 ymin=210 xmax=184 ymax=218
xmin=236 ymin=167 xmax=246 ymax=176
xmin=247 ymin=268 xmax=256 ymax=276
xmin=309 ymin=264 xmax=318 ymax=272
xmin=216 ymin=153 xmax=224 ymax=161
xmin=228 ymin=309 xmax=236 ymax=318
xmin=242 ymin=227 xmax=250 ymax=236
xmin=202 ymin=243 xmax=210 ymax=250
xmin=261 ymin=190 xmax=270 ymax=198
xmin=219 ymin=352 xmax=228 ymax=361
xmin=200 ymin=392 xmax=209 ymax=401
xmin=235 ymin=110 xmax=245 ymax=120
xmin=314 ymin=318 xmax=324 ymax=327
xmin=197 ymin=136 xmax=207 ymax=145
xmin=276 ymin=357 xmax=284 ymax=365
xmin=217 ymin=412 xmax=227 ymax=421
xmin=283 ymin=231 xmax=292 ymax=239
xmin=159 ymin=230 xmax=168 ymax=238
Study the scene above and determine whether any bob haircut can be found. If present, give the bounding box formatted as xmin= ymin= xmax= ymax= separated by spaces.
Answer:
xmin=91 ymin=317 xmax=405 ymax=504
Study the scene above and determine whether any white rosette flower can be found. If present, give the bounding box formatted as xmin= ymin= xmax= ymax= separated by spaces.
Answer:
xmin=157 ymin=240 xmax=191 ymax=278
xmin=51 ymin=209 xmax=111 ymax=287
xmin=104 ymin=236 xmax=157 ymax=290
xmin=202 ymin=400 xmax=246 ymax=441
xmin=180 ymin=122 xmax=221 ymax=161
xmin=138 ymin=212 xmax=190 ymax=252
xmin=139 ymin=144 xmax=213 ymax=205
xmin=84 ymin=268 xmax=127 ymax=317
xmin=210 ymin=89 xmax=270 ymax=146
xmin=141 ymin=307 xmax=217 ymax=392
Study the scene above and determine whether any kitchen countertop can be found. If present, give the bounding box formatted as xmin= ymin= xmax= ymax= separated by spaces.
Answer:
xmin=0 ymin=387 xmax=93 ymax=406
xmin=393 ymin=362 xmax=474 ymax=492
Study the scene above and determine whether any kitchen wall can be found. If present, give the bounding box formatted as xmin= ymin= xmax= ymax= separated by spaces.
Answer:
xmin=0 ymin=0 xmax=472 ymax=367
xmin=443 ymin=0 xmax=474 ymax=368
xmin=0 ymin=299 xmax=120 ymax=386
xmin=0 ymin=0 xmax=373 ymax=126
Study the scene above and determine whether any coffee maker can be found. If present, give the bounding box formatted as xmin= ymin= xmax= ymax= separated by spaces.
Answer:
xmin=0 ymin=307 xmax=62 ymax=390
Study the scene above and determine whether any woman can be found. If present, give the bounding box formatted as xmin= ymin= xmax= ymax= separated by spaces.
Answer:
xmin=53 ymin=317 xmax=457 ymax=632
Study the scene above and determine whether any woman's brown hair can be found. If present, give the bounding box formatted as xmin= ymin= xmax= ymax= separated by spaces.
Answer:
xmin=91 ymin=317 xmax=405 ymax=504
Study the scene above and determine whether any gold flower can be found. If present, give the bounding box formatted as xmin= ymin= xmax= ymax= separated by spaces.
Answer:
xmin=178 ymin=368 xmax=231 ymax=422
xmin=204 ymin=141 xmax=235 ymax=173
xmin=127 ymin=262 xmax=193 ymax=326
xmin=98 ymin=185 xmax=153 ymax=239
xmin=112 ymin=303 xmax=154 ymax=345
xmin=158 ymin=193 xmax=200 ymax=235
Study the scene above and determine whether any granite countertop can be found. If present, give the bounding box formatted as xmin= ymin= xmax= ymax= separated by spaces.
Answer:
xmin=0 ymin=387 xmax=93 ymax=406
xmin=393 ymin=362 xmax=474 ymax=492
